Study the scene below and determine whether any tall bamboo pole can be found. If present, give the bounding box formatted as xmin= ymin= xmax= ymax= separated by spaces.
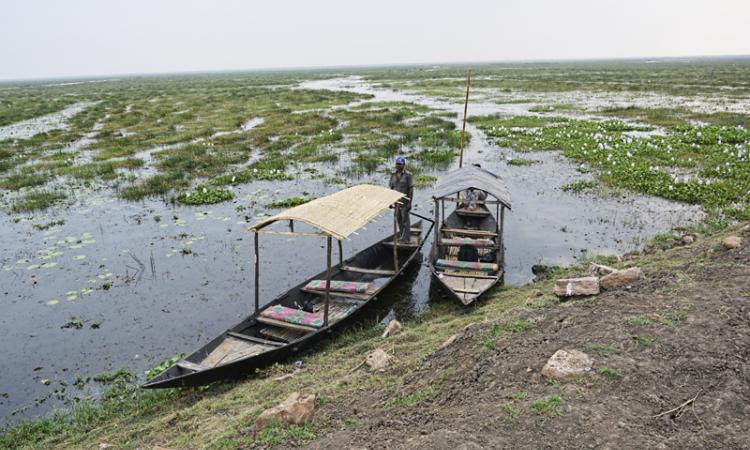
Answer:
xmin=254 ymin=232 xmax=260 ymax=312
xmin=458 ymin=68 xmax=472 ymax=168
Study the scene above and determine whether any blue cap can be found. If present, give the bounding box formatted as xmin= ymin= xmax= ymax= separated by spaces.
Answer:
xmin=395 ymin=156 xmax=406 ymax=165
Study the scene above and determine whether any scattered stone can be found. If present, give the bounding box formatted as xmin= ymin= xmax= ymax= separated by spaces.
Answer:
xmin=254 ymin=392 xmax=316 ymax=434
xmin=588 ymin=263 xmax=616 ymax=276
xmin=365 ymin=348 xmax=393 ymax=372
xmin=553 ymin=276 xmax=600 ymax=297
xmin=723 ymin=235 xmax=742 ymax=250
xmin=600 ymin=267 xmax=642 ymax=290
xmin=98 ymin=444 xmax=110 ymax=450
xmin=382 ymin=319 xmax=402 ymax=338
xmin=741 ymin=224 xmax=750 ymax=233
xmin=681 ymin=235 xmax=695 ymax=245
xmin=438 ymin=334 xmax=458 ymax=350
xmin=541 ymin=349 xmax=593 ymax=381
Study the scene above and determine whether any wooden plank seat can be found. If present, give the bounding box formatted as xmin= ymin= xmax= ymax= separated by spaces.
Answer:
xmin=439 ymin=237 xmax=496 ymax=248
xmin=200 ymin=338 xmax=276 ymax=368
xmin=452 ymin=287 xmax=481 ymax=294
xmin=435 ymin=259 xmax=499 ymax=273
xmin=300 ymin=287 xmax=371 ymax=301
xmin=304 ymin=279 xmax=373 ymax=294
xmin=227 ymin=331 xmax=284 ymax=347
xmin=259 ymin=326 xmax=307 ymax=343
xmin=441 ymin=228 xmax=498 ymax=237
xmin=341 ymin=266 xmax=396 ymax=276
xmin=310 ymin=297 xmax=360 ymax=324
xmin=436 ymin=271 xmax=500 ymax=280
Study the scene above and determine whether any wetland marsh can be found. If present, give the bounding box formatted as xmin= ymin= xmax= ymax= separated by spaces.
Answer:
xmin=1 ymin=58 xmax=749 ymax=426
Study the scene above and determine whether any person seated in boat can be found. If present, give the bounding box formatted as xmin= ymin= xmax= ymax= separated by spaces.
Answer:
xmin=388 ymin=155 xmax=414 ymax=243
xmin=460 ymin=188 xmax=487 ymax=211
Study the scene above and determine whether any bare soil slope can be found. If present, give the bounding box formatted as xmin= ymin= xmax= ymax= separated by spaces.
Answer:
xmin=305 ymin=231 xmax=750 ymax=449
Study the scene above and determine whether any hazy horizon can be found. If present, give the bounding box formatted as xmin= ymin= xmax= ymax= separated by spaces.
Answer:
xmin=2 ymin=0 xmax=749 ymax=82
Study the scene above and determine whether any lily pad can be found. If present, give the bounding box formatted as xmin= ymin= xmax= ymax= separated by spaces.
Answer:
xmin=47 ymin=300 xmax=59 ymax=305
xmin=40 ymin=262 xmax=57 ymax=268
xmin=82 ymin=239 xmax=96 ymax=245
xmin=27 ymin=264 xmax=40 ymax=270
xmin=74 ymin=255 xmax=86 ymax=260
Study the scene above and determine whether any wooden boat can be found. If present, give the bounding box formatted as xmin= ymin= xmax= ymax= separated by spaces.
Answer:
xmin=429 ymin=165 xmax=511 ymax=306
xmin=143 ymin=185 xmax=431 ymax=389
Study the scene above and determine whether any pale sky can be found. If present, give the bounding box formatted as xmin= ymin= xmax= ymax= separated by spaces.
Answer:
xmin=1 ymin=0 xmax=748 ymax=81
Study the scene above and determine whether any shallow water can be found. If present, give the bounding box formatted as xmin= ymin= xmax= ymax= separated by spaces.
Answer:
xmin=0 ymin=102 xmax=98 ymax=140
xmin=0 ymin=77 xmax=704 ymax=425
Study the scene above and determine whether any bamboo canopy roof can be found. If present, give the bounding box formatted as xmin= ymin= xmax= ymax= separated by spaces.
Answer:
xmin=249 ymin=184 xmax=405 ymax=240
xmin=433 ymin=165 xmax=511 ymax=209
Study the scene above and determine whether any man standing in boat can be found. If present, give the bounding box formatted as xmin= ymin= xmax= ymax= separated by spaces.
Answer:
xmin=388 ymin=156 xmax=414 ymax=243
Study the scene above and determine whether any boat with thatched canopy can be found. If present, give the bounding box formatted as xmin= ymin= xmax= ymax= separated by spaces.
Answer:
xmin=143 ymin=184 xmax=431 ymax=389
xmin=429 ymin=165 xmax=511 ymax=306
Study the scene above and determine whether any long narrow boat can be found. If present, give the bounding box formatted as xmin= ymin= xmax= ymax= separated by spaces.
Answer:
xmin=429 ymin=165 xmax=511 ymax=306
xmin=143 ymin=185 xmax=431 ymax=389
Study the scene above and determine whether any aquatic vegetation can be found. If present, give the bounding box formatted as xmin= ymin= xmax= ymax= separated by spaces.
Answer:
xmin=266 ymin=196 xmax=313 ymax=208
xmin=561 ymin=180 xmax=597 ymax=193
xmin=11 ymin=190 xmax=67 ymax=212
xmin=414 ymin=174 xmax=437 ymax=188
xmin=506 ymin=158 xmax=539 ymax=166
xmin=118 ymin=173 xmax=189 ymax=200
xmin=32 ymin=219 xmax=65 ymax=231
xmin=177 ymin=185 xmax=234 ymax=205
xmin=474 ymin=115 xmax=750 ymax=219
xmin=600 ymin=106 xmax=750 ymax=128
xmin=0 ymin=173 xmax=50 ymax=190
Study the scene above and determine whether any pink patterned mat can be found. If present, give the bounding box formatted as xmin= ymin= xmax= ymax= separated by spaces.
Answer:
xmin=435 ymin=259 xmax=498 ymax=272
xmin=304 ymin=280 xmax=373 ymax=293
xmin=260 ymin=305 xmax=324 ymax=328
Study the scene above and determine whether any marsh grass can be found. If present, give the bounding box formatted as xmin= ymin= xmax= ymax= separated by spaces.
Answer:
xmin=0 ymin=173 xmax=50 ymax=190
xmin=11 ymin=190 xmax=66 ymax=212
xmin=507 ymin=158 xmax=538 ymax=166
xmin=119 ymin=173 xmax=189 ymax=200
xmin=266 ymin=196 xmax=312 ymax=208
xmin=561 ymin=180 xmax=597 ymax=193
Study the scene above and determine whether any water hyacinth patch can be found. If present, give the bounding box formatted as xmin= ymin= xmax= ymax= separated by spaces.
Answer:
xmin=473 ymin=115 xmax=750 ymax=218
xmin=266 ymin=196 xmax=313 ymax=208
xmin=177 ymin=185 xmax=234 ymax=205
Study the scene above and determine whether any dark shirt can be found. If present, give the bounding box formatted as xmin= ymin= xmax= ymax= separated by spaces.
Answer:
xmin=389 ymin=170 xmax=414 ymax=196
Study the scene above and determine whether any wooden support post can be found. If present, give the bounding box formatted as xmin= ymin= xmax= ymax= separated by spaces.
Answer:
xmin=289 ymin=220 xmax=294 ymax=233
xmin=254 ymin=232 xmax=260 ymax=312
xmin=433 ymin=199 xmax=440 ymax=259
xmin=499 ymin=206 xmax=505 ymax=268
xmin=393 ymin=202 xmax=399 ymax=272
xmin=338 ymin=239 xmax=343 ymax=268
xmin=441 ymin=198 xmax=445 ymax=226
xmin=324 ymin=236 xmax=332 ymax=327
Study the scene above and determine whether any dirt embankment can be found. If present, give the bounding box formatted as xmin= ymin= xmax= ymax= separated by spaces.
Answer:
xmin=303 ymin=230 xmax=750 ymax=449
